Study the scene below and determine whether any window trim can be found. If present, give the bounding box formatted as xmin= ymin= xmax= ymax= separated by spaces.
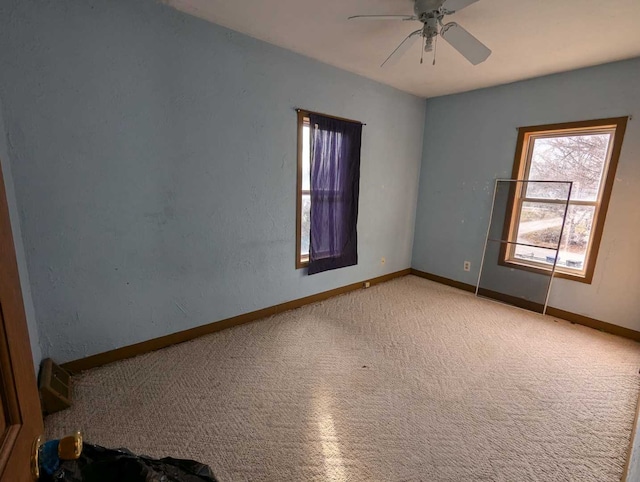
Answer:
xmin=501 ymin=117 xmax=628 ymax=284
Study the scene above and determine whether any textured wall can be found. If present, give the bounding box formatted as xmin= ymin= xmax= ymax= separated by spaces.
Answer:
xmin=0 ymin=98 xmax=41 ymax=369
xmin=413 ymin=58 xmax=640 ymax=331
xmin=0 ymin=0 xmax=425 ymax=363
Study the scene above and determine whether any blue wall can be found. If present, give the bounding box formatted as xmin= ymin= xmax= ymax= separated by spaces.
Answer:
xmin=0 ymin=0 xmax=425 ymax=364
xmin=413 ymin=58 xmax=640 ymax=331
xmin=0 ymin=98 xmax=41 ymax=369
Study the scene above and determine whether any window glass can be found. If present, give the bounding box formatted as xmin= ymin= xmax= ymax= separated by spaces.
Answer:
xmin=526 ymin=134 xmax=611 ymax=201
xmin=301 ymin=194 xmax=311 ymax=258
xmin=302 ymin=124 xmax=310 ymax=191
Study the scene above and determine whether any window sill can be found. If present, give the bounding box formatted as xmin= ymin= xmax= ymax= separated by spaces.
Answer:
xmin=296 ymin=255 xmax=309 ymax=270
xmin=500 ymin=258 xmax=593 ymax=284
xmin=297 ymin=251 xmax=337 ymax=269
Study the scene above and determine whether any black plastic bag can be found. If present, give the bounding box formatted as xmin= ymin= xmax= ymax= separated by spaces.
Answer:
xmin=41 ymin=443 xmax=218 ymax=482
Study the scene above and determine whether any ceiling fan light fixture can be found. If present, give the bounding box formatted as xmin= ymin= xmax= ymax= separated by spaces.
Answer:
xmin=425 ymin=37 xmax=434 ymax=52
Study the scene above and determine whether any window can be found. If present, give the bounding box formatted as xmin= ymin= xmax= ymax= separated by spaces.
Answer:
xmin=296 ymin=111 xmax=311 ymax=268
xmin=295 ymin=109 xmax=363 ymax=273
xmin=503 ymin=117 xmax=627 ymax=283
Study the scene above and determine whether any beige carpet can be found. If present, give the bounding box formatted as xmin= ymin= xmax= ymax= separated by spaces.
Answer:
xmin=45 ymin=276 xmax=640 ymax=481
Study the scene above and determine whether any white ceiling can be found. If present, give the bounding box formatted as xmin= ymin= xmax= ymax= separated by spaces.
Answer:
xmin=161 ymin=0 xmax=640 ymax=98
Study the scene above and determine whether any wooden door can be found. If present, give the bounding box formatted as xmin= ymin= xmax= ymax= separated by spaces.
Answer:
xmin=0 ymin=161 xmax=43 ymax=481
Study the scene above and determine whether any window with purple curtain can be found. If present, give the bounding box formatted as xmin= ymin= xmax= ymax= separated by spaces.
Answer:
xmin=307 ymin=113 xmax=363 ymax=275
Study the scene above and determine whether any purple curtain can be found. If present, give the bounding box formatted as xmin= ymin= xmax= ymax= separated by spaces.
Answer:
xmin=308 ymin=114 xmax=362 ymax=275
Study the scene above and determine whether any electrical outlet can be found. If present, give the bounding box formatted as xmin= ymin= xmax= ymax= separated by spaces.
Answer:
xmin=363 ymin=281 xmax=371 ymax=288
xmin=464 ymin=261 xmax=471 ymax=272
xmin=381 ymin=257 xmax=386 ymax=265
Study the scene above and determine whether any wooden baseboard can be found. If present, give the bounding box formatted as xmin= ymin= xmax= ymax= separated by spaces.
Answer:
xmin=410 ymin=269 xmax=475 ymax=293
xmin=410 ymin=268 xmax=640 ymax=342
xmin=544 ymin=306 xmax=640 ymax=342
xmin=62 ymin=267 xmax=640 ymax=372
xmin=477 ymin=287 xmax=545 ymax=313
xmin=62 ymin=268 xmax=412 ymax=373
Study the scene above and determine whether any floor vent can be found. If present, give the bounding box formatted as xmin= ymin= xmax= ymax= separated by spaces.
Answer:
xmin=39 ymin=358 xmax=72 ymax=414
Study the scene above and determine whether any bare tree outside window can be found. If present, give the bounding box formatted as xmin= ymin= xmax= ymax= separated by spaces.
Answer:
xmin=527 ymin=134 xmax=610 ymax=198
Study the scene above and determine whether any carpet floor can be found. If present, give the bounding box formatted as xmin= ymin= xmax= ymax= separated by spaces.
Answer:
xmin=45 ymin=276 xmax=640 ymax=481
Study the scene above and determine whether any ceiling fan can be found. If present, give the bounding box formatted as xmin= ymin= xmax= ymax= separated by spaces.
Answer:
xmin=349 ymin=0 xmax=491 ymax=67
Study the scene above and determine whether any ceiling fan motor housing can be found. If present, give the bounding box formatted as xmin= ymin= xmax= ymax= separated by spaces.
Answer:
xmin=423 ymin=16 xmax=439 ymax=40
xmin=414 ymin=0 xmax=445 ymax=18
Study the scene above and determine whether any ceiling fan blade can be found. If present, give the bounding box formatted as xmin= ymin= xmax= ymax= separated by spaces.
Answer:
xmin=441 ymin=0 xmax=480 ymax=13
xmin=440 ymin=22 xmax=491 ymax=65
xmin=381 ymin=29 xmax=422 ymax=67
xmin=348 ymin=15 xmax=417 ymax=21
